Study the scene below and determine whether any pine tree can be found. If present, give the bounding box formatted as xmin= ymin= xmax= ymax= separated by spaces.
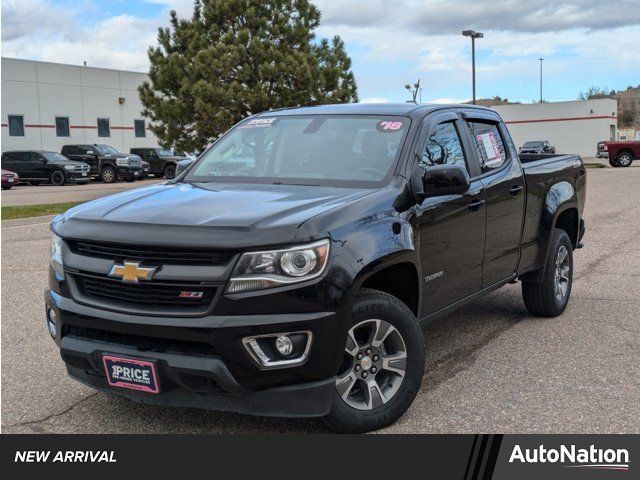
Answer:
xmin=139 ymin=0 xmax=358 ymax=152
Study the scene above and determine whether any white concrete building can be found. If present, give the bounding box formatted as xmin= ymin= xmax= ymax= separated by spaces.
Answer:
xmin=1 ymin=57 xmax=158 ymax=154
xmin=491 ymin=99 xmax=617 ymax=158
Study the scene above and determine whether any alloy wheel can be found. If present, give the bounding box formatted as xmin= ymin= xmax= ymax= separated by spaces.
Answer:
xmin=618 ymin=153 xmax=632 ymax=167
xmin=51 ymin=171 xmax=65 ymax=185
xmin=335 ymin=319 xmax=407 ymax=410
xmin=554 ymin=245 xmax=570 ymax=302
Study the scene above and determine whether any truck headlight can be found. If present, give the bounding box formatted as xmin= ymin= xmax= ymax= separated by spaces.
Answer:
xmin=50 ymin=234 xmax=64 ymax=278
xmin=227 ymin=239 xmax=330 ymax=293
xmin=116 ymin=157 xmax=129 ymax=166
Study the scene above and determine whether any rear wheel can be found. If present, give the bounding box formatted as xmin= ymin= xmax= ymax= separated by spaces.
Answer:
xmin=2 ymin=185 xmax=12 ymax=190
xmin=164 ymin=164 xmax=176 ymax=179
xmin=325 ymin=289 xmax=425 ymax=433
xmin=50 ymin=170 xmax=66 ymax=186
xmin=101 ymin=166 xmax=117 ymax=183
xmin=617 ymin=151 xmax=633 ymax=167
xmin=522 ymin=229 xmax=573 ymax=317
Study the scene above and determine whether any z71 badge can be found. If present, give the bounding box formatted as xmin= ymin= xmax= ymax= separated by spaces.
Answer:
xmin=179 ymin=291 xmax=204 ymax=299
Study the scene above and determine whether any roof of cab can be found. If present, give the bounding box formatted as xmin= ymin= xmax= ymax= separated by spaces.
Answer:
xmin=257 ymin=102 xmax=494 ymax=117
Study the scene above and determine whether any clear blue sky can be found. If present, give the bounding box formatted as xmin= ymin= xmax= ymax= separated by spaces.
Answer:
xmin=3 ymin=0 xmax=639 ymax=104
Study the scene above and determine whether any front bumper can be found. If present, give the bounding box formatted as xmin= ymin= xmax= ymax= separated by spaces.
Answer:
xmin=117 ymin=167 xmax=143 ymax=180
xmin=67 ymin=172 xmax=91 ymax=183
xmin=45 ymin=289 xmax=342 ymax=417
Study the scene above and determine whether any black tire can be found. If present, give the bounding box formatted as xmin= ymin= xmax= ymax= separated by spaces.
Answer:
xmin=101 ymin=166 xmax=117 ymax=183
xmin=617 ymin=151 xmax=633 ymax=167
xmin=2 ymin=185 xmax=12 ymax=190
xmin=522 ymin=229 xmax=573 ymax=317
xmin=50 ymin=170 xmax=66 ymax=186
xmin=164 ymin=164 xmax=177 ymax=179
xmin=609 ymin=158 xmax=620 ymax=167
xmin=324 ymin=288 xmax=425 ymax=433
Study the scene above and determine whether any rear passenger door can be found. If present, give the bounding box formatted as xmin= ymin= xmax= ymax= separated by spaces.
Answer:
xmin=414 ymin=112 xmax=486 ymax=315
xmin=463 ymin=112 xmax=525 ymax=287
xmin=30 ymin=152 xmax=50 ymax=179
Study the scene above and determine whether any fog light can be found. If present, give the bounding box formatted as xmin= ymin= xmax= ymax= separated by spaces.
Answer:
xmin=242 ymin=331 xmax=312 ymax=369
xmin=47 ymin=308 xmax=57 ymax=338
xmin=275 ymin=335 xmax=293 ymax=356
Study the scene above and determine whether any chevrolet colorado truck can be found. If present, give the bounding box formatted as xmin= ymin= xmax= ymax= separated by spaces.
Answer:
xmin=46 ymin=103 xmax=586 ymax=432
xmin=597 ymin=140 xmax=640 ymax=167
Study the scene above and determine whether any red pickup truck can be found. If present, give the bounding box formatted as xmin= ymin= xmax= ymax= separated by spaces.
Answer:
xmin=597 ymin=140 xmax=640 ymax=167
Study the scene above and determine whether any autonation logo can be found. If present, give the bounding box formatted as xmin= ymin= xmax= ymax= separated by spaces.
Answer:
xmin=509 ymin=444 xmax=630 ymax=471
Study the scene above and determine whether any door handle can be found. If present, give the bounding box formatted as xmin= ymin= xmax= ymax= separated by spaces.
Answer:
xmin=468 ymin=199 xmax=485 ymax=212
xmin=509 ymin=185 xmax=524 ymax=196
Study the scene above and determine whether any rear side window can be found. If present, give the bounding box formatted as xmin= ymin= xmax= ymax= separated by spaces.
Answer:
xmin=419 ymin=122 xmax=467 ymax=170
xmin=8 ymin=115 xmax=24 ymax=136
xmin=468 ymin=122 xmax=507 ymax=172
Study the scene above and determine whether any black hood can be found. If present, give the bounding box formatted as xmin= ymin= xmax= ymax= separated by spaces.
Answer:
xmin=53 ymin=181 xmax=373 ymax=249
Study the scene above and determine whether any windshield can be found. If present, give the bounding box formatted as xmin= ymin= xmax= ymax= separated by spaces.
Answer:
xmin=43 ymin=152 xmax=70 ymax=162
xmin=185 ymin=115 xmax=410 ymax=186
xmin=523 ymin=141 xmax=543 ymax=148
xmin=157 ymin=149 xmax=174 ymax=157
xmin=94 ymin=145 xmax=120 ymax=155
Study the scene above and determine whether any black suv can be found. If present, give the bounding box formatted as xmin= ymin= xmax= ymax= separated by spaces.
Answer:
xmin=61 ymin=144 xmax=143 ymax=183
xmin=130 ymin=148 xmax=181 ymax=179
xmin=1 ymin=150 xmax=90 ymax=186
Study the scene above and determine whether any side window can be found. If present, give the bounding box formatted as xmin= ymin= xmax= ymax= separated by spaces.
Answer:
xmin=468 ymin=121 xmax=507 ymax=172
xmin=15 ymin=152 xmax=30 ymax=162
xmin=56 ymin=117 xmax=70 ymax=137
xmin=8 ymin=115 xmax=25 ymax=137
xmin=97 ymin=118 xmax=110 ymax=137
xmin=419 ymin=122 xmax=466 ymax=170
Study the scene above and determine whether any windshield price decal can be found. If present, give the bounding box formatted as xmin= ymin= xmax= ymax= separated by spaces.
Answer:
xmin=239 ymin=117 xmax=277 ymax=129
xmin=376 ymin=120 xmax=404 ymax=132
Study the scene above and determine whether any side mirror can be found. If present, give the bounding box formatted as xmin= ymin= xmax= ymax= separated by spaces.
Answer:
xmin=422 ymin=164 xmax=470 ymax=196
xmin=40 ymin=158 xmax=47 ymax=164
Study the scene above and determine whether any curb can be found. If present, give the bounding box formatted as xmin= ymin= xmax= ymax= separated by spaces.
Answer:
xmin=1 ymin=215 xmax=55 ymax=228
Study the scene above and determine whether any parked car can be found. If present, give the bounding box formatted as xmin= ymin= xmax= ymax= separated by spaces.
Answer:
xmin=1 ymin=169 xmax=19 ymax=190
xmin=519 ymin=140 xmax=556 ymax=154
xmin=175 ymin=157 xmax=195 ymax=176
xmin=130 ymin=148 xmax=181 ymax=179
xmin=597 ymin=140 xmax=640 ymax=167
xmin=47 ymin=103 xmax=585 ymax=433
xmin=61 ymin=144 xmax=143 ymax=183
xmin=1 ymin=150 xmax=90 ymax=186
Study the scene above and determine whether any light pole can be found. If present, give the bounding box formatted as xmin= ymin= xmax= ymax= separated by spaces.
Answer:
xmin=539 ymin=58 xmax=543 ymax=103
xmin=462 ymin=30 xmax=484 ymax=104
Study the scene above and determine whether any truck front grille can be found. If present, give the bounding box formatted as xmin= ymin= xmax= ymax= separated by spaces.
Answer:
xmin=68 ymin=240 xmax=235 ymax=266
xmin=71 ymin=272 xmax=218 ymax=313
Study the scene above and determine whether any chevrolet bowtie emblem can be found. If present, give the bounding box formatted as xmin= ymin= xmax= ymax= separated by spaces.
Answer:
xmin=108 ymin=261 xmax=157 ymax=284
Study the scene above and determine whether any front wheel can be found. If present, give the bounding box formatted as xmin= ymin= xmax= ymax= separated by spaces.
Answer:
xmin=617 ymin=152 xmax=633 ymax=167
xmin=164 ymin=164 xmax=176 ymax=179
xmin=50 ymin=170 xmax=66 ymax=186
xmin=324 ymin=289 xmax=425 ymax=433
xmin=100 ymin=166 xmax=117 ymax=183
xmin=609 ymin=158 xmax=620 ymax=167
xmin=522 ymin=229 xmax=573 ymax=317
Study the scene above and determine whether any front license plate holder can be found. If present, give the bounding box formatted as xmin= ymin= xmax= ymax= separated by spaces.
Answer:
xmin=102 ymin=355 xmax=160 ymax=394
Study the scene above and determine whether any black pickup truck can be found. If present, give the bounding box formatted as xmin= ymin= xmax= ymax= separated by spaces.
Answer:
xmin=61 ymin=144 xmax=143 ymax=183
xmin=46 ymin=103 xmax=586 ymax=432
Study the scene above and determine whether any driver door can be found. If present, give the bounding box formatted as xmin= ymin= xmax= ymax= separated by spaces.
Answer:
xmin=414 ymin=112 xmax=486 ymax=316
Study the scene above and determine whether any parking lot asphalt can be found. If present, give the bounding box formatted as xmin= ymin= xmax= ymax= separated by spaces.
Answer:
xmin=1 ymin=178 xmax=163 ymax=207
xmin=2 ymin=163 xmax=639 ymax=433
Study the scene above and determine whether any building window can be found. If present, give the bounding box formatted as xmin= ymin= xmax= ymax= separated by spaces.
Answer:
xmin=55 ymin=117 xmax=70 ymax=137
xmin=97 ymin=118 xmax=110 ymax=137
xmin=134 ymin=119 xmax=146 ymax=138
xmin=8 ymin=115 xmax=24 ymax=137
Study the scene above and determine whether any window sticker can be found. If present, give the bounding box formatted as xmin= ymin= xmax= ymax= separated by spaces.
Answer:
xmin=476 ymin=132 xmax=502 ymax=167
xmin=239 ymin=117 xmax=277 ymax=129
xmin=376 ymin=120 xmax=404 ymax=132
